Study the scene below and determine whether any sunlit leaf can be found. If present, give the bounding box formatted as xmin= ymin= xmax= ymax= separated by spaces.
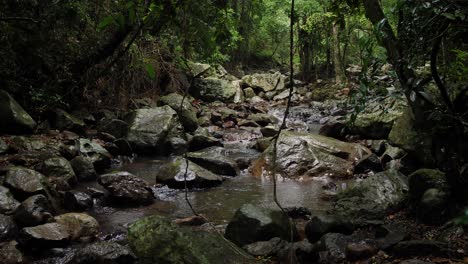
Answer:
xmin=97 ymin=16 xmax=115 ymax=31
xmin=145 ymin=63 xmax=156 ymax=79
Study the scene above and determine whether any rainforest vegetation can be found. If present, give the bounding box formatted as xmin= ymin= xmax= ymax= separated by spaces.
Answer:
xmin=0 ymin=0 xmax=467 ymax=263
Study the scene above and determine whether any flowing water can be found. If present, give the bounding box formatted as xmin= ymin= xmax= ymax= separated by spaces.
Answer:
xmin=85 ymin=103 xmax=353 ymax=236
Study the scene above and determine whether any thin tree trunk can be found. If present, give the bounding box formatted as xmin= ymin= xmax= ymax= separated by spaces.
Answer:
xmin=332 ymin=22 xmax=346 ymax=84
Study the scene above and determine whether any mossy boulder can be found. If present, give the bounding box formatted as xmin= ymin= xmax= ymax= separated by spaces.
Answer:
xmin=408 ymin=169 xmax=448 ymax=200
xmin=191 ymin=78 xmax=237 ymax=103
xmin=158 ymin=93 xmax=198 ymax=132
xmin=128 ymin=215 xmax=253 ymax=264
xmin=241 ymin=72 xmax=285 ymax=92
xmin=186 ymin=146 xmax=240 ymax=176
xmin=0 ymin=90 xmax=36 ymax=134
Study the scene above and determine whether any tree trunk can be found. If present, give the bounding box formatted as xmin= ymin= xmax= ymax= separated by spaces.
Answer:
xmin=332 ymin=22 xmax=346 ymax=84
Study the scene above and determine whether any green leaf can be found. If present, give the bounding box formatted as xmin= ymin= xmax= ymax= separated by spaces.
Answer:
xmin=145 ymin=63 xmax=156 ymax=79
xmin=97 ymin=16 xmax=115 ymax=31
xmin=441 ymin=12 xmax=456 ymax=20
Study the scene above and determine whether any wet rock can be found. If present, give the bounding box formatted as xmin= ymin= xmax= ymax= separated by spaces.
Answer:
xmin=320 ymin=233 xmax=353 ymax=263
xmin=285 ymin=207 xmax=312 ymax=220
xmin=348 ymin=97 xmax=406 ymax=139
xmin=128 ymin=215 xmax=253 ymax=264
xmin=393 ymin=240 xmax=449 ymax=257
xmin=158 ymin=93 xmax=198 ymax=132
xmin=168 ymin=137 xmax=188 ymax=155
xmin=345 ymin=242 xmax=378 ymax=261
xmin=42 ymin=157 xmax=77 ymax=185
xmin=19 ymin=222 xmax=70 ymax=248
xmin=0 ymin=90 xmax=36 ymax=134
xmin=14 ymin=194 xmax=53 ymax=227
xmin=305 ymin=215 xmax=354 ymax=243
xmin=0 ymin=187 xmax=20 ymax=215
xmin=0 ymin=139 xmax=9 ymax=154
xmin=188 ymin=134 xmax=222 ymax=152
xmin=78 ymin=139 xmax=112 ymax=172
xmin=54 ymin=213 xmax=99 ymax=240
xmin=408 ymin=169 xmax=448 ymax=200
xmin=288 ymin=240 xmax=320 ymax=264
xmin=4 ymin=167 xmax=47 ymax=199
xmin=252 ymin=131 xmax=370 ymax=178
xmin=333 ymin=170 xmax=408 ymax=224
xmin=274 ymin=88 xmax=294 ymax=101
xmin=188 ymin=62 xmax=211 ymax=77
xmin=98 ymin=171 xmax=154 ymax=205
xmin=98 ymin=118 xmax=129 ymax=138
xmin=225 ymin=204 xmax=296 ymax=247
xmin=256 ymin=137 xmax=273 ymax=152
xmin=260 ymin=126 xmax=278 ymax=137
xmin=233 ymin=80 xmax=245 ymax=103
xmin=248 ymin=113 xmax=278 ymax=126
xmin=354 ymin=153 xmax=382 ymax=173
xmin=419 ymin=188 xmax=449 ymax=224
xmin=0 ymin=241 xmax=24 ymax=264
xmin=381 ymin=143 xmax=406 ymax=164
xmin=242 ymin=72 xmax=285 ymax=92
xmin=375 ymin=224 xmax=408 ymax=250
xmin=63 ymin=191 xmax=93 ymax=211
xmin=192 ymin=77 xmax=237 ymax=102
xmin=155 ymin=157 xmax=223 ymax=188
xmin=243 ymin=237 xmax=289 ymax=257
xmin=186 ymin=146 xmax=240 ymax=176
xmin=125 ymin=106 xmax=184 ymax=154
xmin=70 ymin=156 xmax=97 ymax=181
xmin=70 ymin=241 xmax=136 ymax=264
xmin=237 ymin=119 xmax=259 ymax=127
xmin=50 ymin=109 xmax=85 ymax=133
xmin=0 ymin=214 xmax=17 ymax=241
xmin=173 ymin=215 xmax=207 ymax=226
xmin=244 ymin=87 xmax=256 ymax=98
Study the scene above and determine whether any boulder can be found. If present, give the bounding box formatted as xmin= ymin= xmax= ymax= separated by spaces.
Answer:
xmin=186 ymin=147 xmax=240 ymax=176
xmin=114 ymin=138 xmax=133 ymax=156
xmin=188 ymin=62 xmax=211 ymax=77
xmin=14 ymin=194 xmax=53 ymax=227
xmin=0 ymin=139 xmax=9 ymax=154
xmin=128 ymin=215 xmax=253 ymax=264
xmin=319 ymin=233 xmax=353 ymax=263
xmin=70 ymin=156 xmax=97 ymax=181
xmin=252 ymin=131 xmax=370 ymax=178
xmin=191 ymin=77 xmax=237 ymax=102
xmin=19 ymin=222 xmax=70 ymax=248
xmin=70 ymin=241 xmax=136 ymax=264
xmin=98 ymin=118 xmax=129 ymax=138
xmin=348 ymin=97 xmax=406 ymax=139
xmin=248 ymin=113 xmax=278 ymax=126
xmin=0 ymin=90 xmax=36 ymax=134
xmin=78 ymin=139 xmax=112 ymax=172
xmin=155 ymin=157 xmax=223 ymax=188
xmin=354 ymin=153 xmax=382 ymax=173
xmin=42 ymin=157 xmax=77 ymax=185
xmin=392 ymin=240 xmax=449 ymax=257
xmin=98 ymin=171 xmax=154 ymax=205
xmin=0 ymin=241 xmax=24 ymax=264
xmin=224 ymin=204 xmax=296 ymax=247
xmin=54 ymin=213 xmax=99 ymax=240
xmin=158 ymin=93 xmax=198 ymax=132
xmin=408 ymin=169 xmax=448 ymax=200
xmin=333 ymin=170 xmax=408 ymax=224
xmin=125 ymin=106 xmax=184 ymax=154
xmin=188 ymin=134 xmax=222 ymax=151
xmin=4 ymin=167 xmax=48 ymax=199
xmin=233 ymin=80 xmax=245 ymax=103
xmin=345 ymin=242 xmax=378 ymax=261
xmin=244 ymin=87 xmax=256 ymax=99
xmin=0 ymin=187 xmax=20 ymax=215
xmin=243 ymin=237 xmax=289 ymax=257
xmin=63 ymin=190 xmax=93 ymax=211
xmin=305 ymin=215 xmax=354 ymax=243
xmin=0 ymin=214 xmax=17 ymax=241
xmin=242 ymin=72 xmax=285 ymax=92
xmin=419 ymin=188 xmax=449 ymax=224
xmin=50 ymin=109 xmax=85 ymax=133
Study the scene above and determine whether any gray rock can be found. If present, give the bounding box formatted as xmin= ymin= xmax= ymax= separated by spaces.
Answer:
xmin=225 ymin=204 xmax=296 ymax=247
xmin=0 ymin=187 xmax=20 ymax=215
xmin=0 ymin=90 xmax=36 ymax=134
xmin=0 ymin=214 xmax=17 ymax=241
xmin=98 ymin=172 xmax=154 ymax=205
xmin=155 ymin=157 xmax=223 ymax=188
xmin=54 ymin=213 xmax=99 ymax=240
xmin=4 ymin=167 xmax=47 ymax=198
xmin=158 ymin=93 xmax=199 ymax=132
xmin=128 ymin=215 xmax=253 ymax=264
xmin=188 ymin=134 xmax=222 ymax=151
xmin=248 ymin=113 xmax=278 ymax=126
xmin=0 ymin=139 xmax=9 ymax=154
xmin=0 ymin=241 xmax=24 ymax=264
xmin=125 ymin=106 xmax=184 ymax=154
xmin=192 ymin=77 xmax=237 ymax=102
xmin=70 ymin=156 xmax=97 ymax=181
xmin=345 ymin=242 xmax=378 ymax=261
xmin=333 ymin=170 xmax=408 ymax=224
xmin=78 ymin=139 xmax=112 ymax=172
xmin=168 ymin=137 xmax=188 ymax=155
xmin=70 ymin=241 xmax=136 ymax=264
xmin=252 ymin=131 xmax=370 ymax=178
xmin=408 ymin=169 xmax=448 ymax=200
xmin=305 ymin=215 xmax=354 ymax=243
xmin=354 ymin=153 xmax=382 ymax=173
xmin=114 ymin=138 xmax=133 ymax=156
xmin=419 ymin=188 xmax=449 ymax=224
xmin=19 ymin=222 xmax=70 ymax=248
xmin=98 ymin=118 xmax=129 ymax=138
xmin=260 ymin=126 xmax=278 ymax=137
xmin=63 ymin=191 xmax=93 ymax=211
xmin=320 ymin=233 xmax=352 ymax=263
xmin=242 ymin=72 xmax=285 ymax=92
xmin=244 ymin=87 xmax=256 ymax=99
xmin=51 ymin=109 xmax=85 ymax=133
xmin=243 ymin=237 xmax=289 ymax=257
xmin=14 ymin=194 xmax=53 ymax=227
xmin=42 ymin=157 xmax=77 ymax=185
xmin=187 ymin=146 xmax=240 ymax=176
